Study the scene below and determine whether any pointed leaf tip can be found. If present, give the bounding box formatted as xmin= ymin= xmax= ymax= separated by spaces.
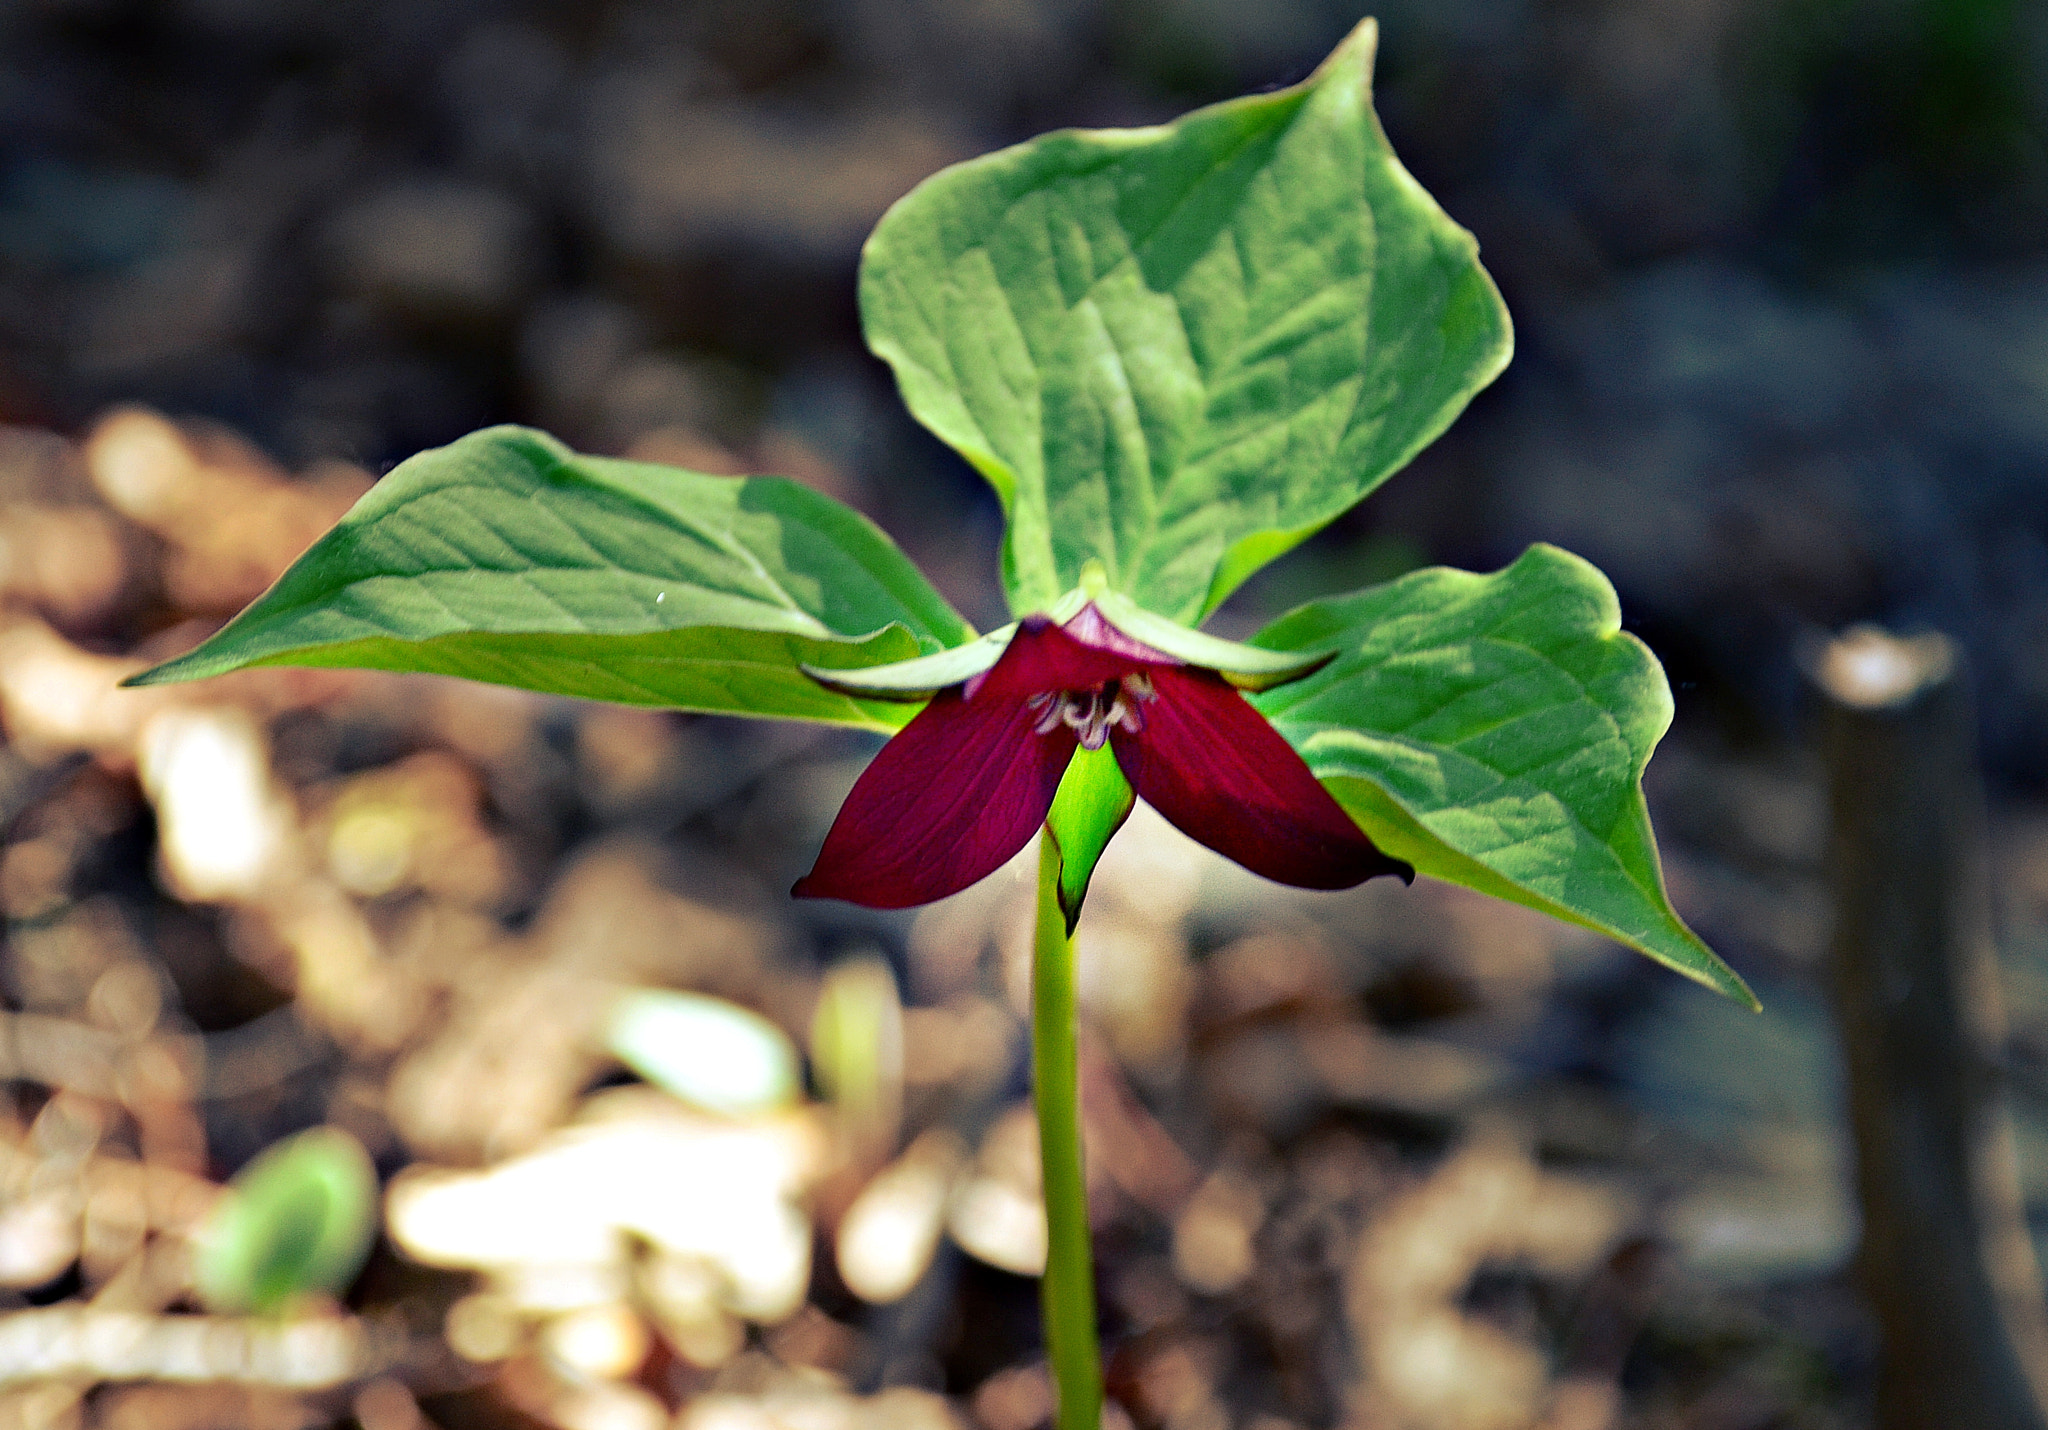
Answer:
xmin=1253 ymin=544 xmax=1751 ymax=1007
xmin=121 ymin=426 xmax=976 ymax=730
xmin=860 ymin=19 xmax=1509 ymax=622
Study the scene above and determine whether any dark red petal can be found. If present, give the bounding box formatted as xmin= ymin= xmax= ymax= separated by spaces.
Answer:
xmin=1058 ymin=603 xmax=1175 ymax=664
xmin=793 ymin=686 xmax=1079 ymax=909
xmin=969 ymin=614 xmax=1164 ymax=701
xmin=1111 ymin=667 xmax=1411 ymax=890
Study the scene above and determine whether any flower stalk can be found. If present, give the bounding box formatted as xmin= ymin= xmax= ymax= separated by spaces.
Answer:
xmin=1033 ymin=832 xmax=1102 ymax=1430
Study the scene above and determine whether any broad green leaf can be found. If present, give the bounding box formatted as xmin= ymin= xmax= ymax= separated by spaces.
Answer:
xmin=860 ymin=19 xmax=1511 ymax=625
xmin=126 ymin=427 xmax=975 ymax=733
xmin=1045 ymin=742 xmax=1136 ymax=931
xmin=605 ymin=989 xmax=801 ymax=1117
xmin=195 ymin=1126 xmax=379 ymax=1315
xmin=1251 ymin=544 xmax=1755 ymax=1007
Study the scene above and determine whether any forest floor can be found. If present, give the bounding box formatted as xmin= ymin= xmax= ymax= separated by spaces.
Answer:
xmin=0 ymin=407 xmax=2043 ymax=1430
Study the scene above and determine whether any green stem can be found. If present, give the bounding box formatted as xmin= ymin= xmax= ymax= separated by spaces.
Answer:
xmin=1034 ymin=833 xmax=1102 ymax=1430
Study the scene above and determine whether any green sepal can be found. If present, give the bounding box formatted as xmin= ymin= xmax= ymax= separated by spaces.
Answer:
xmin=805 ymin=588 xmax=1332 ymax=700
xmin=804 ymin=622 xmax=1017 ymax=699
xmin=1087 ymin=590 xmax=1333 ymax=690
xmin=1044 ymin=743 xmax=1135 ymax=933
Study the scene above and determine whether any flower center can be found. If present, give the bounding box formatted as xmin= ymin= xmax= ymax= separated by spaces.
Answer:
xmin=1025 ymin=672 xmax=1156 ymax=750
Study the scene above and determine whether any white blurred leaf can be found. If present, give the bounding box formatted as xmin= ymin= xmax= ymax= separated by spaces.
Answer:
xmin=605 ymin=989 xmax=799 ymax=1117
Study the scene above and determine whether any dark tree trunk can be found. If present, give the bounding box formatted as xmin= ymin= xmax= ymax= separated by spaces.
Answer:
xmin=1817 ymin=628 xmax=2048 ymax=1430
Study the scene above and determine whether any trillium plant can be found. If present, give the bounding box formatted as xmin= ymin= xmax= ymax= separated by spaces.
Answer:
xmin=133 ymin=21 xmax=1751 ymax=1428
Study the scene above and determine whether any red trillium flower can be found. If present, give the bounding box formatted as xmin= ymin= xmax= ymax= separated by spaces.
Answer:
xmin=793 ymin=597 xmax=1411 ymax=909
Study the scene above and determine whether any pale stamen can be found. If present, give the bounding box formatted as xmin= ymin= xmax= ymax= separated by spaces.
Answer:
xmin=1031 ymin=675 xmax=1157 ymax=749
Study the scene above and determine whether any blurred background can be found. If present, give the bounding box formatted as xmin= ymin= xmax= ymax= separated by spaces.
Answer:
xmin=0 ymin=0 xmax=2046 ymax=1427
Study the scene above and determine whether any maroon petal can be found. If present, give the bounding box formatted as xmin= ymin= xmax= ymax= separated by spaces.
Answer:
xmin=794 ymin=685 xmax=1079 ymax=909
xmin=966 ymin=613 xmax=1162 ymax=701
xmin=1111 ymin=667 xmax=1411 ymax=890
xmin=1057 ymin=603 xmax=1175 ymax=664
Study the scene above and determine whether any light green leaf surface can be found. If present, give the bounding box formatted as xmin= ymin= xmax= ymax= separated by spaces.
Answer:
xmin=1251 ymin=545 xmax=1754 ymax=1007
xmin=195 ymin=1126 xmax=379 ymax=1315
xmin=126 ymin=427 xmax=975 ymax=733
xmin=860 ymin=19 xmax=1511 ymax=625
